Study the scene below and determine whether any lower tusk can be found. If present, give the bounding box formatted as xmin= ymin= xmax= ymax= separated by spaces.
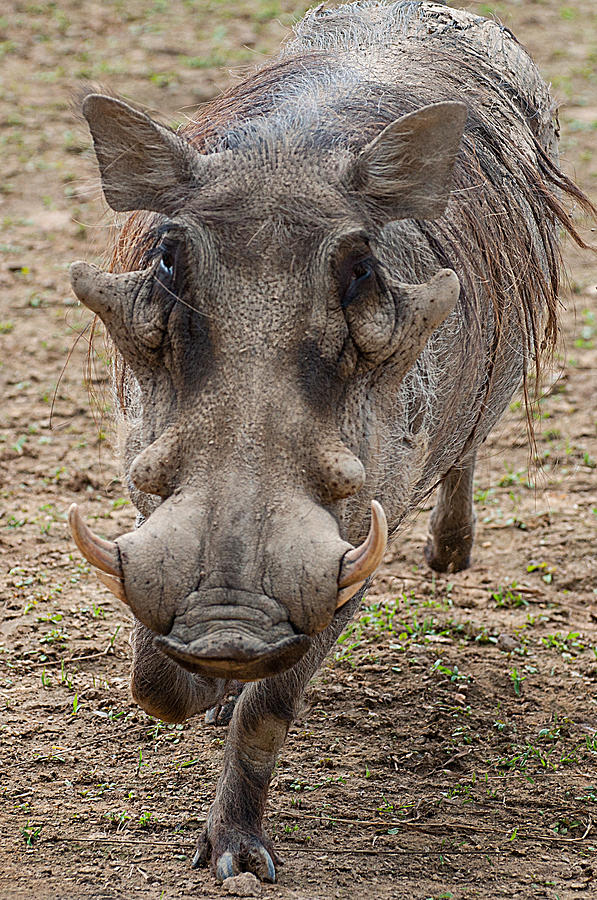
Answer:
xmin=336 ymin=500 xmax=388 ymax=609
xmin=336 ymin=579 xmax=366 ymax=611
xmin=68 ymin=503 xmax=123 ymax=579
xmin=96 ymin=570 xmax=128 ymax=605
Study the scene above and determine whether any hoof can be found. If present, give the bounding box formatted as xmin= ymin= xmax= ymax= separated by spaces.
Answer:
xmin=424 ymin=532 xmax=472 ymax=573
xmin=193 ymin=823 xmax=279 ymax=883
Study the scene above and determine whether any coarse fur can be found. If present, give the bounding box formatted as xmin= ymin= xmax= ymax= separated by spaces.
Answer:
xmin=74 ymin=0 xmax=596 ymax=883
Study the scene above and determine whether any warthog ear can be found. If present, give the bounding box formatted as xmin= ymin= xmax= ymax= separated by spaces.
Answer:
xmin=82 ymin=93 xmax=203 ymax=213
xmin=352 ymin=101 xmax=467 ymax=222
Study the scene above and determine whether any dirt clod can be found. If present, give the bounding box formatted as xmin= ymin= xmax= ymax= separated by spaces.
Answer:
xmin=497 ymin=633 xmax=521 ymax=652
xmin=222 ymin=872 xmax=261 ymax=897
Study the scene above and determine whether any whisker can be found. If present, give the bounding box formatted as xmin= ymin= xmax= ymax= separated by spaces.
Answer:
xmin=151 ymin=273 xmax=215 ymax=320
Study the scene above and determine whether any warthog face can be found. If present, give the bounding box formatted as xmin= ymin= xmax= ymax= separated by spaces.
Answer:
xmin=70 ymin=94 xmax=464 ymax=680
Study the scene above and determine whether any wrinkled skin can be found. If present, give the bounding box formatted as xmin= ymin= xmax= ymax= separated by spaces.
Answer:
xmin=65 ymin=0 xmax=581 ymax=883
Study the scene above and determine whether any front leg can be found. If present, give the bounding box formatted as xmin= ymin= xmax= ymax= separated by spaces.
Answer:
xmin=194 ymin=696 xmax=287 ymax=882
xmin=193 ymin=592 xmax=363 ymax=882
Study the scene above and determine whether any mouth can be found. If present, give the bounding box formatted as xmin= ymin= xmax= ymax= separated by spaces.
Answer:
xmin=152 ymin=587 xmax=311 ymax=681
xmin=155 ymin=631 xmax=311 ymax=680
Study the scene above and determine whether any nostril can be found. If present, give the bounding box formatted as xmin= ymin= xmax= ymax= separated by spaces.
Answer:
xmin=318 ymin=443 xmax=366 ymax=501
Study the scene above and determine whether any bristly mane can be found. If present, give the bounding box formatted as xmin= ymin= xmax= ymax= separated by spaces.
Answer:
xmin=108 ymin=0 xmax=595 ymax=453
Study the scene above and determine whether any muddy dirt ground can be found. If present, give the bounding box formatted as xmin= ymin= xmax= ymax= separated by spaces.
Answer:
xmin=0 ymin=1 xmax=596 ymax=898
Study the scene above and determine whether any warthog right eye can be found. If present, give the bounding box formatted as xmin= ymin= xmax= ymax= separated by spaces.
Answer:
xmin=155 ymin=238 xmax=178 ymax=289
xmin=158 ymin=247 xmax=175 ymax=281
xmin=144 ymin=225 xmax=181 ymax=293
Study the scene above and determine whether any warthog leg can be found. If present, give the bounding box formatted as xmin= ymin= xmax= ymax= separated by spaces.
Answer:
xmin=130 ymin=620 xmax=230 ymax=723
xmin=425 ymin=450 xmax=477 ymax=573
xmin=193 ymin=591 xmax=364 ymax=882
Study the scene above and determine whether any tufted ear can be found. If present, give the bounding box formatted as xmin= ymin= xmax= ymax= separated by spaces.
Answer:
xmin=82 ymin=93 xmax=205 ymax=213
xmin=351 ymin=101 xmax=468 ymax=223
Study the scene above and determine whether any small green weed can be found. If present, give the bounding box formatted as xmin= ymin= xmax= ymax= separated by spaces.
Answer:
xmin=104 ymin=809 xmax=131 ymax=831
xmin=492 ymin=582 xmax=527 ymax=608
xmin=527 ymin=561 xmax=555 ymax=584
xmin=21 ymin=821 xmax=43 ymax=847
xmin=541 ymin=632 xmax=585 ymax=658
xmin=509 ymin=668 xmax=526 ymax=697
xmin=430 ymin=659 xmax=471 ymax=683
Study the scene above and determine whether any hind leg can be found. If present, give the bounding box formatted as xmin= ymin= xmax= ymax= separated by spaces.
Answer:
xmin=425 ymin=450 xmax=477 ymax=573
xmin=130 ymin=620 xmax=231 ymax=723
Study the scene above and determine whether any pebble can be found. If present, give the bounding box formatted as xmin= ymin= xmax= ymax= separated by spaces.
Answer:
xmin=222 ymin=872 xmax=261 ymax=897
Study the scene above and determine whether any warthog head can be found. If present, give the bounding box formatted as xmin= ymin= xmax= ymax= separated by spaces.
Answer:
xmin=69 ymin=93 xmax=465 ymax=680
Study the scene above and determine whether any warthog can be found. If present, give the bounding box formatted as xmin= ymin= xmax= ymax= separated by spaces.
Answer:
xmin=68 ymin=0 xmax=592 ymax=883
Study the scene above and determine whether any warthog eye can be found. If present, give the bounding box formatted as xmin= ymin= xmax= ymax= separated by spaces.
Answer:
xmin=341 ymin=257 xmax=377 ymax=309
xmin=145 ymin=225 xmax=180 ymax=291
xmin=157 ymin=243 xmax=176 ymax=284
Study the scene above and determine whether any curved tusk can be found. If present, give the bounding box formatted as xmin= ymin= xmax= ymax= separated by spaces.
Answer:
xmin=68 ymin=503 xmax=123 ymax=579
xmin=336 ymin=500 xmax=388 ymax=610
xmin=338 ymin=500 xmax=388 ymax=589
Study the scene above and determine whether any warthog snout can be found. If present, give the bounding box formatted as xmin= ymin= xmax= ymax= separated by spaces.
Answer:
xmin=69 ymin=495 xmax=387 ymax=680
